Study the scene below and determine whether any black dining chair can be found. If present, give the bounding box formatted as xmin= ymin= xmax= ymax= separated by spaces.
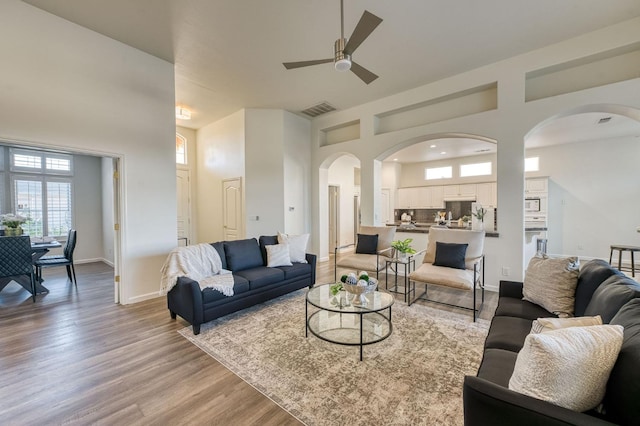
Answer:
xmin=35 ymin=229 xmax=77 ymax=286
xmin=0 ymin=235 xmax=37 ymax=302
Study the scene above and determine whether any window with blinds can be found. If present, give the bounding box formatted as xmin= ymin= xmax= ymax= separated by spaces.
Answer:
xmin=7 ymin=148 xmax=74 ymax=238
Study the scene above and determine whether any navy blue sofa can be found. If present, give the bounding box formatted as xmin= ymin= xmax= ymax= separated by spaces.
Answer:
xmin=168 ymin=235 xmax=316 ymax=334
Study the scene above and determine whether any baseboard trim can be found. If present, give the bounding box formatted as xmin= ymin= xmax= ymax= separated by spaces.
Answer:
xmin=126 ymin=292 xmax=162 ymax=304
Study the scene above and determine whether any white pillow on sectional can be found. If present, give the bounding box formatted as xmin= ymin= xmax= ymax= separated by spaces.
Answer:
xmin=266 ymin=244 xmax=292 ymax=267
xmin=277 ymin=232 xmax=309 ymax=264
xmin=509 ymin=324 xmax=623 ymax=412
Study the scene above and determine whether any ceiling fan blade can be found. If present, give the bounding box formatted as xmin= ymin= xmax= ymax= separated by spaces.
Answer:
xmin=283 ymin=59 xmax=333 ymax=69
xmin=350 ymin=61 xmax=378 ymax=84
xmin=343 ymin=10 xmax=383 ymax=55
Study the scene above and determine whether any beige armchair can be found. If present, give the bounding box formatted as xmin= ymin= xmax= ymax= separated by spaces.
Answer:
xmin=408 ymin=227 xmax=485 ymax=320
xmin=334 ymin=225 xmax=396 ymax=281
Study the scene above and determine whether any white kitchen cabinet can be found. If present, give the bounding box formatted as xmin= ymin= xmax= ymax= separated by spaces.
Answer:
xmin=525 ymin=178 xmax=548 ymax=194
xmin=428 ymin=186 xmax=444 ymax=208
xmin=397 ymin=187 xmax=430 ymax=208
xmin=443 ymin=184 xmax=477 ymax=200
xmin=476 ymin=182 xmax=497 ymax=207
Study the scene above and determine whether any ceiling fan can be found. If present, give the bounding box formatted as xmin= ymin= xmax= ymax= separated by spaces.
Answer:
xmin=283 ymin=0 xmax=383 ymax=84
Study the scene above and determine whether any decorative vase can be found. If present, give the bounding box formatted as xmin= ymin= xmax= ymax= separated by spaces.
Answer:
xmin=4 ymin=226 xmax=23 ymax=236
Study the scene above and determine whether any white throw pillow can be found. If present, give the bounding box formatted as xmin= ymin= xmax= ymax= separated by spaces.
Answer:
xmin=266 ymin=244 xmax=292 ymax=267
xmin=277 ymin=232 xmax=309 ymax=263
xmin=531 ymin=315 xmax=603 ymax=334
xmin=509 ymin=325 xmax=624 ymax=412
xmin=523 ymin=255 xmax=580 ymax=317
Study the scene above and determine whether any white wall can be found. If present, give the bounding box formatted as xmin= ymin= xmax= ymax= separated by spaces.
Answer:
xmin=101 ymin=158 xmax=114 ymax=266
xmin=283 ymin=112 xmax=312 ymax=235
xmin=311 ymin=17 xmax=640 ymax=290
xmin=527 ymin=136 xmax=640 ymax=260
xmin=245 ymin=109 xmax=286 ymax=237
xmin=0 ymin=1 xmax=177 ymax=303
xmin=73 ymin=154 xmax=104 ymax=261
xmin=196 ymin=110 xmax=245 ymax=243
xmin=328 ymin=156 xmax=360 ymax=248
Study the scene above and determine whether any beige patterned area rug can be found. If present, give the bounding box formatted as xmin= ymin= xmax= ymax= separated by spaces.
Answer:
xmin=179 ymin=290 xmax=490 ymax=426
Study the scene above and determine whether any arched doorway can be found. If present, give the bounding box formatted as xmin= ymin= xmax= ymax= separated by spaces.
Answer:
xmin=524 ymin=104 xmax=640 ymax=266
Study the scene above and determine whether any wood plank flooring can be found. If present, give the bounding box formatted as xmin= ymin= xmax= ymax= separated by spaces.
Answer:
xmin=0 ymin=258 xmax=497 ymax=424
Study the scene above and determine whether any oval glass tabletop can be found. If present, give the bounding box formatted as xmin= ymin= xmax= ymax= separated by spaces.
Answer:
xmin=306 ymin=283 xmax=394 ymax=313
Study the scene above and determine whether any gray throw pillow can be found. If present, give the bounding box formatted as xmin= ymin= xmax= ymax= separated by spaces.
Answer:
xmin=523 ymin=255 xmax=580 ymax=317
xmin=433 ymin=242 xmax=468 ymax=270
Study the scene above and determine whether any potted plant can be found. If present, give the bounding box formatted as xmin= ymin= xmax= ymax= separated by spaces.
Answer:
xmin=391 ymin=238 xmax=416 ymax=262
xmin=472 ymin=206 xmax=487 ymax=230
xmin=1 ymin=213 xmax=28 ymax=236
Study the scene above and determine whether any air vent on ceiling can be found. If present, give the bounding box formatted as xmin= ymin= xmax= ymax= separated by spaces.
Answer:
xmin=301 ymin=101 xmax=336 ymax=118
xmin=597 ymin=116 xmax=612 ymax=124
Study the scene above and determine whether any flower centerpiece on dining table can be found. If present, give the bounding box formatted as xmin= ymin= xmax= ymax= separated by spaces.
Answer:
xmin=1 ymin=213 xmax=29 ymax=236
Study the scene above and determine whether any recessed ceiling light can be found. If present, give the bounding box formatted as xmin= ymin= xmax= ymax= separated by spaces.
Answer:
xmin=440 ymin=151 xmax=446 ymax=155
xmin=430 ymin=144 xmax=437 ymax=148
xmin=393 ymin=158 xmax=398 ymax=161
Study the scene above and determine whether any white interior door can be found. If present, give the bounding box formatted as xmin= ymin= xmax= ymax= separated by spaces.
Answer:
xmin=176 ymin=168 xmax=191 ymax=245
xmin=223 ymin=177 xmax=242 ymax=240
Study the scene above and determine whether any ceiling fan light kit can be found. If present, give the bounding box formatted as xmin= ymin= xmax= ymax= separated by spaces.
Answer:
xmin=334 ymin=38 xmax=351 ymax=71
xmin=283 ymin=0 xmax=382 ymax=84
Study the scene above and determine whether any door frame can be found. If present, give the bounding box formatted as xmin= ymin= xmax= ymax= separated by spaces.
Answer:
xmin=328 ymin=185 xmax=340 ymax=252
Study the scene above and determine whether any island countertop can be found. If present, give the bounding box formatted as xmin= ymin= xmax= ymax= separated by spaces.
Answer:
xmin=387 ymin=223 xmax=499 ymax=238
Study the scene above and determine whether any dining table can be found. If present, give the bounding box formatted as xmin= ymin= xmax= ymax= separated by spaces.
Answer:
xmin=0 ymin=239 xmax=62 ymax=296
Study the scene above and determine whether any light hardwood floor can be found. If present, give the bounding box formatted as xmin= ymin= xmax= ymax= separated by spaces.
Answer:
xmin=0 ymin=258 xmax=497 ymax=424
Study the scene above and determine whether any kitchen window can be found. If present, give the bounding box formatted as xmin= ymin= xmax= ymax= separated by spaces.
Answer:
xmin=460 ymin=161 xmax=491 ymax=177
xmin=425 ymin=166 xmax=452 ymax=180
xmin=525 ymin=157 xmax=539 ymax=172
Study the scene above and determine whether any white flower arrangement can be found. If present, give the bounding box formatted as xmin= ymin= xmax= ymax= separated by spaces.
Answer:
xmin=1 ymin=213 xmax=29 ymax=228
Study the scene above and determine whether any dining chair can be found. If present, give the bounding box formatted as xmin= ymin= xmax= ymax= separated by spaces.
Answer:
xmin=0 ymin=235 xmax=37 ymax=302
xmin=35 ymin=229 xmax=78 ymax=286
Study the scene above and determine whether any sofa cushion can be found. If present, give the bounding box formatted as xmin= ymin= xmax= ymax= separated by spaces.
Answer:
xmin=584 ymin=274 xmax=640 ymax=323
xmin=493 ymin=297 xmax=555 ymax=321
xmin=211 ymin=241 xmax=227 ymax=270
xmin=605 ymin=299 xmax=640 ymax=425
xmin=275 ymin=262 xmax=312 ymax=280
xmin=355 ymin=233 xmax=378 ymax=254
xmin=484 ymin=316 xmax=535 ymax=352
xmin=508 ymin=325 xmax=624 ymax=412
xmin=202 ymin=275 xmax=249 ymax=303
xmin=235 ymin=266 xmax=285 ymax=290
xmin=523 ymin=255 xmax=579 ymax=317
xmin=224 ymin=238 xmax=264 ymax=272
xmin=574 ymin=259 xmax=623 ymax=317
xmin=476 ymin=348 xmax=519 ymax=387
xmin=409 ymin=263 xmax=476 ymax=291
xmin=433 ymin=242 xmax=468 ymax=270
xmin=258 ymin=235 xmax=278 ymax=265
xmin=531 ymin=315 xmax=602 ymax=334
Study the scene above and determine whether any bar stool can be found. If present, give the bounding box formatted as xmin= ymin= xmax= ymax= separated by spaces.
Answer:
xmin=609 ymin=245 xmax=640 ymax=277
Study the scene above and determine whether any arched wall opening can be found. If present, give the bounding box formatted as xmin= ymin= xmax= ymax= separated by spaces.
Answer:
xmin=523 ymin=103 xmax=640 ymax=266
xmin=315 ymin=133 xmax=498 ymax=262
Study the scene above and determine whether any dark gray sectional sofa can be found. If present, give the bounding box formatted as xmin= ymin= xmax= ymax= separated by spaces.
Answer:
xmin=464 ymin=259 xmax=640 ymax=425
xmin=168 ymin=235 xmax=316 ymax=334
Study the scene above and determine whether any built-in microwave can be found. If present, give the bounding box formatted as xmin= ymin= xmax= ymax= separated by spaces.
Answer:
xmin=525 ymin=197 xmax=541 ymax=212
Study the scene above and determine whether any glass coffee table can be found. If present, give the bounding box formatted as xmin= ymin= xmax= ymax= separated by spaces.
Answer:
xmin=305 ymin=284 xmax=394 ymax=361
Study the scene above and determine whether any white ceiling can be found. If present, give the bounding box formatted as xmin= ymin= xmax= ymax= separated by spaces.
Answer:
xmin=23 ymin=0 xmax=640 ymax=130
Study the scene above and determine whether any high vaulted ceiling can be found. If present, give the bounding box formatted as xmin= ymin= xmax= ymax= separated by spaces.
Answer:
xmin=23 ymin=0 xmax=640 ymax=130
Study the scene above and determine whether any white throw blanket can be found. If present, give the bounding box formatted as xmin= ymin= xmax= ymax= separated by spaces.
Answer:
xmin=160 ymin=243 xmax=235 ymax=296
